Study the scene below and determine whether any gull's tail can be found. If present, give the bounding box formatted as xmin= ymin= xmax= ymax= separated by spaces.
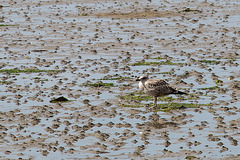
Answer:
xmin=173 ymin=90 xmax=188 ymax=95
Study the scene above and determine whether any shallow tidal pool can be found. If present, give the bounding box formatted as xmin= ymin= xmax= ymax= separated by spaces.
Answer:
xmin=0 ymin=0 xmax=240 ymax=159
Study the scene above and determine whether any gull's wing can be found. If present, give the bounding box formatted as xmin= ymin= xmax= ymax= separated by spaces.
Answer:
xmin=145 ymin=79 xmax=176 ymax=95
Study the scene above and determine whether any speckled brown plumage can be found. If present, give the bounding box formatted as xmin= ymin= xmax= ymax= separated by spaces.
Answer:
xmin=136 ymin=76 xmax=187 ymax=108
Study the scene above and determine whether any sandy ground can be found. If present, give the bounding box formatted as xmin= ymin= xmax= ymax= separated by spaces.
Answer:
xmin=0 ymin=0 xmax=240 ymax=159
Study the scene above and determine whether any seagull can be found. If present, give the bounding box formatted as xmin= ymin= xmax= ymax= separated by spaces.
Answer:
xmin=136 ymin=75 xmax=187 ymax=108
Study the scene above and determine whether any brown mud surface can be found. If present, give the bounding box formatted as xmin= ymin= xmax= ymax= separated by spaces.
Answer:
xmin=0 ymin=0 xmax=240 ymax=159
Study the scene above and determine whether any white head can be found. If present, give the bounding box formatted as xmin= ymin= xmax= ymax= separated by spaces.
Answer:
xmin=136 ymin=76 xmax=149 ymax=90
xmin=136 ymin=75 xmax=149 ymax=82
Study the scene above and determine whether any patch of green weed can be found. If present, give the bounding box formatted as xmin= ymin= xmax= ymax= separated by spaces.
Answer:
xmin=121 ymin=102 xmax=212 ymax=112
xmin=128 ymin=61 xmax=183 ymax=66
xmin=147 ymin=72 xmax=172 ymax=75
xmin=118 ymin=91 xmax=195 ymax=102
xmin=118 ymin=92 xmax=176 ymax=102
xmin=81 ymin=82 xmax=115 ymax=87
xmin=200 ymin=86 xmax=219 ymax=90
xmin=215 ymin=79 xmax=223 ymax=85
xmin=185 ymin=155 xmax=199 ymax=160
xmin=181 ymin=8 xmax=201 ymax=12
xmin=0 ymin=24 xmax=18 ymax=27
xmin=0 ymin=69 xmax=64 ymax=74
xmin=98 ymin=77 xmax=131 ymax=80
xmin=33 ymin=77 xmax=49 ymax=81
xmin=120 ymin=104 xmax=144 ymax=108
xmin=0 ymin=81 xmax=13 ymax=84
xmin=81 ymin=13 xmax=88 ymax=16
xmin=151 ymin=57 xmax=166 ymax=60
xmin=199 ymin=60 xmax=219 ymax=65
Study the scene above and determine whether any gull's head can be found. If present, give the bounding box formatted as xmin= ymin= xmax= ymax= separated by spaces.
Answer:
xmin=136 ymin=75 xmax=149 ymax=82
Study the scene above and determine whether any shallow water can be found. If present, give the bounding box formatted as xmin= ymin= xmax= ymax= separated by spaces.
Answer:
xmin=0 ymin=0 xmax=240 ymax=159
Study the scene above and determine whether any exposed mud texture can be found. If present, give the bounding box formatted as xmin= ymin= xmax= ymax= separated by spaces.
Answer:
xmin=0 ymin=0 xmax=240 ymax=159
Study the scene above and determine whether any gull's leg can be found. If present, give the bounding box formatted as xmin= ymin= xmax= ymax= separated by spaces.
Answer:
xmin=154 ymin=97 xmax=157 ymax=108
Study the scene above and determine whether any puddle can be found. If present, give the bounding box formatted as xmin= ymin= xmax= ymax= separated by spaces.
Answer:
xmin=0 ymin=0 xmax=240 ymax=159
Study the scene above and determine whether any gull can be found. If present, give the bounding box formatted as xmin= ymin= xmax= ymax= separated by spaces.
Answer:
xmin=136 ymin=76 xmax=187 ymax=108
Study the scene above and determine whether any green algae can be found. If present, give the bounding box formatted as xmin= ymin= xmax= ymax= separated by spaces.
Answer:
xmin=118 ymin=92 xmax=177 ymax=102
xmin=118 ymin=91 xmax=193 ymax=102
xmin=128 ymin=61 xmax=183 ymax=66
xmin=81 ymin=82 xmax=115 ymax=87
xmin=215 ymin=79 xmax=223 ymax=85
xmin=181 ymin=8 xmax=201 ymax=12
xmin=0 ymin=69 xmax=64 ymax=74
xmin=200 ymin=86 xmax=219 ymax=90
xmin=0 ymin=81 xmax=13 ymax=84
xmin=120 ymin=102 xmax=212 ymax=112
xmin=147 ymin=72 xmax=173 ymax=75
xmin=151 ymin=57 xmax=166 ymax=60
xmin=33 ymin=77 xmax=49 ymax=81
xmin=191 ymin=59 xmax=223 ymax=65
xmin=185 ymin=155 xmax=199 ymax=160
xmin=118 ymin=91 xmax=211 ymax=111
xmin=98 ymin=76 xmax=131 ymax=80
xmin=199 ymin=60 xmax=219 ymax=65
xmin=0 ymin=24 xmax=18 ymax=27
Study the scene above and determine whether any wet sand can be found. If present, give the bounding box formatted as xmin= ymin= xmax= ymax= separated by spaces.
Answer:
xmin=0 ymin=0 xmax=240 ymax=159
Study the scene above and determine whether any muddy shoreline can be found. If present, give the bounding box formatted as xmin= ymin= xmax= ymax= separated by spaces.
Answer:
xmin=0 ymin=0 xmax=240 ymax=159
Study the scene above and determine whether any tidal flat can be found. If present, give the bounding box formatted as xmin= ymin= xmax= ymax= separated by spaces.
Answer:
xmin=0 ymin=0 xmax=240 ymax=159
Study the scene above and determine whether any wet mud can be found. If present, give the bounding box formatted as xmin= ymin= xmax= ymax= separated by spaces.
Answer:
xmin=0 ymin=0 xmax=240 ymax=159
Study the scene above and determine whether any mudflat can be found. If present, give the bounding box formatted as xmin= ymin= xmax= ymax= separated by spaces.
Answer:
xmin=0 ymin=0 xmax=240 ymax=159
